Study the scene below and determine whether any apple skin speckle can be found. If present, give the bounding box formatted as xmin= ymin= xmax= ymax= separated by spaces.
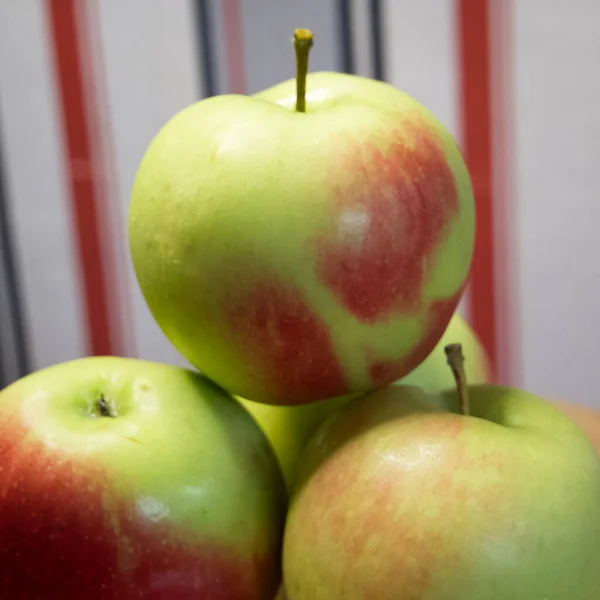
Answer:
xmin=0 ymin=412 xmax=276 ymax=599
xmin=128 ymin=72 xmax=475 ymax=405
xmin=226 ymin=280 xmax=348 ymax=406
xmin=316 ymin=119 xmax=460 ymax=324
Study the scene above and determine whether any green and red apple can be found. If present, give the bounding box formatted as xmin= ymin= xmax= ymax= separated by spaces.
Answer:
xmin=283 ymin=384 xmax=600 ymax=599
xmin=129 ymin=30 xmax=475 ymax=406
xmin=239 ymin=313 xmax=490 ymax=491
xmin=237 ymin=391 xmax=350 ymax=492
xmin=0 ymin=357 xmax=286 ymax=599
xmin=554 ymin=399 xmax=600 ymax=456
xmin=399 ymin=311 xmax=491 ymax=390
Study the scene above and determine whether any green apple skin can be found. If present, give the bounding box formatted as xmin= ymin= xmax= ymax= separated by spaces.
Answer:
xmin=238 ymin=313 xmax=490 ymax=492
xmin=283 ymin=385 xmax=600 ymax=600
xmin=399 ymin=312 xmax=491 ymax=391
xmin=237 ymin=392 xmax=351 ymax=492
xmin=0 ymin=357 xmax=286 ymax=599
xmin=129 ymin=71 xmax=475 ymax=406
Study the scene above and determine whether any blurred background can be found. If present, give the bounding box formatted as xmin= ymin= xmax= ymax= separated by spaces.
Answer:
xmin=0 ymin=0 xmax=598 ymax=407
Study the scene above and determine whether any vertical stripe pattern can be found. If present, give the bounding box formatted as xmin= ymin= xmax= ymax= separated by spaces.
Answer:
xmin=0 ymin=111 xmax=29 ymax=385
xmin=222 ymin=0 xmax=246 ymax=94
xmin=46 ymin=0 xmax=125 ymax=357
xmin=4 ymin=1 xmax=590 ymax=402
xmin=194 ymin=0 xmax=218 ymax=97
xmin=456 ymin=0 xmax=498 ymax=378
xmin=94 ymin=0 xmax=198 ymax=367
xmin=369 ymin=0 xmax=386 ymax=81
xmin=337 ymin=0 xmax=355 ymax=74
xmin=490 ymin=0 xmax=518 ymax=385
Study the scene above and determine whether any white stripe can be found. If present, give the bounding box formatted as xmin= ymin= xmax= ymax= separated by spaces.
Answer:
xmin=0 ymin=1 xmax=87 ymax=370
xmin=82 ymin=0 xmax=137 ymax=357
xmin=514 ymin=0 xmax=600 ymax=407
xmin=382 ymin=0 xmax=459 ymax=138
xmin=96 ymin=0 xmax=200 ymax=367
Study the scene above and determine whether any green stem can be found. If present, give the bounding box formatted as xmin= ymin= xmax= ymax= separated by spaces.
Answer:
xmin=444 ymin=343 xmax=470 ymax=416
xmin=294 ymin=29 xmax=313 ymax=113
xmin=97 ymin=394 xmax=117 ymax=418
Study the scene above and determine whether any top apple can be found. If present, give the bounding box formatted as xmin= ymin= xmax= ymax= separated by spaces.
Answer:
xmin=128 ymin=30 xmax=475 ymax=406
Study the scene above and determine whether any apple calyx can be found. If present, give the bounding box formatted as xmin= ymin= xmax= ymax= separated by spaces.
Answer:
xmin=293 ymin=28 xmax=313 ymax=113
xmin=96 ymin=394 xmax=117 ymax=418
xmin=444 ymin=343 xmax=470 ymax=416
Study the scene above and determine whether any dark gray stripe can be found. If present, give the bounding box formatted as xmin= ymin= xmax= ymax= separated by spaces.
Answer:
xmin=337 ymin=0 xmax=355 ymax=74
xmin=0 ymin=264 xmax=18 ymax=387
xmin=0 ymin=316 xmax=5 ymax=387
xmin=193 ymin=0 xmax=217 ymax=97
xmin=369 ymin=0 xmax=386 ymax=80
xmin=0 ymin=99 xmax=29 ymax=386
xmin=238 ymin=1 xmax=342 ymax=94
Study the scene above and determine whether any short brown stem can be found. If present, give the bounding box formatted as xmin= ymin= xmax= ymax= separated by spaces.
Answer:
xmin=444 ymin=343 xmax=470 ymax=416
xmin=97 ymin=394 xmax=117 ymax=418
xmin=294 ymin=29 xmax=313 ymax=113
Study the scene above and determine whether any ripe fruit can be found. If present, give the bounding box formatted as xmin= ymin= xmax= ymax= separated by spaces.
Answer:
xmin=400 ymin=312 xmax=491 ymax=390
xmin=283 ymin=351 xmax=600 ymax=599
xmin=0 ymin=357 xmax=286 ymax=599
xmin=239 ymin=313 xmax=490 ymax=491
xmin=129 ymin=30 xmax=475 ymax=405
xmin=238 ymin=393 xmax=350 ymax=492
xmin=553 ymin=399 xmax=600 ymax=455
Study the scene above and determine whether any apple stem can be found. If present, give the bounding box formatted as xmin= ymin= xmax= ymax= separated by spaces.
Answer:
xmin=444 ymin=343 xmax=470 ymax=416
xmin=294 ymin=29 xmax=313 ymax=113
xmin=97 ymin=394 xmax=117 ymax=418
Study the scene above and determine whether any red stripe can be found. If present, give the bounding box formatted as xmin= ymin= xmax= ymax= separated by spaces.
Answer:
xmin=456 ymin=0 xmax=498 ymax=378
xmin=222 ymin=0 xmax=247 ymax=94
xmin=490 ymin=0 xmax=519 ymax=385
xmin=46 ymin=0 xmax=120 ymax=356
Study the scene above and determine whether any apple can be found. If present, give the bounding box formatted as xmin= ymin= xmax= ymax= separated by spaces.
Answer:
xmin=399 ymin=312 xmax=491 ymax=390
xmin=238 ymin=313 xmax=490 ymax=491
xmin=553 ymin=399 xmax=600 ymax=456
xmin=128 ymin=29 xmax=475 ymax=406
xmin=0 ymin=357 xmax=286 ymax=599
xmin=237 ymin=393 xmax=351 ymax=492
xmin=283 ymin=355 xmax=600 ymax=598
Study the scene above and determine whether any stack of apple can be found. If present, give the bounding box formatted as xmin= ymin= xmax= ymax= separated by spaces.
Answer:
xmin=1 ymin=30 xmax=599 ymax=600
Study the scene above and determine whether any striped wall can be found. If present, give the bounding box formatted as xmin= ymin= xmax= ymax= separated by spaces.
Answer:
xmin=0 ymin=0 xmax=599 ymax=408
